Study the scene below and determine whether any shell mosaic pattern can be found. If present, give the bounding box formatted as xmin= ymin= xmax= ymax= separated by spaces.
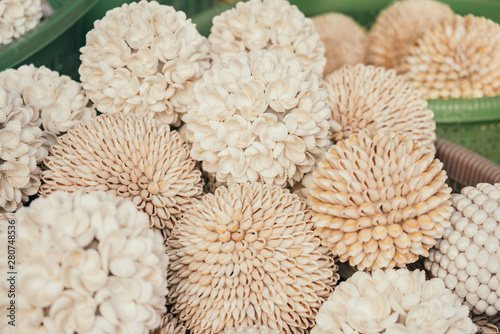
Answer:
xmin=40 ymin=113 xmax=204 ymax=236
xmin=310 ymin=131 xmax=453 ymax=271
xmin=208 ymin=0 xmax=326 ymax=76
xmin=0 ymin=0 xmax=43 ymax=46
xmin=1 ymin=191 xmax=168 ymax=334
xmin=183 ymin=50 xmax=333 ymax=187
xmin=426 ymin=183 xmax=500 ymax=317
xmin=310 ymin=268 xmax=476 ymax=333
xmin=79 ymin=0 xmax=210 ymax=126
xmin=220 ymin=325 xmax=281 ymax=334
xmin=167 ymin=183 xmax=339 ymax=334
xmin=155 ymin=313 xmax=187 ymax=334
xmin=399 ymin=14 xmax=500 ymax=99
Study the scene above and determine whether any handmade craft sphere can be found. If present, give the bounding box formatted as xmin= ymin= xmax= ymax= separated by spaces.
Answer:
xmin=220 ymin=325 xmax=281 ymax=334
xmin=0 ymin=0 xmax=43 ymax=46
xmin=425 ymin=183 xmax=500 ymax=317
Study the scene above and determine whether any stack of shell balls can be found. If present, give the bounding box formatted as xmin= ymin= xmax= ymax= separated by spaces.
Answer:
xmin=1 ymin=0 xmax=500 ymax=333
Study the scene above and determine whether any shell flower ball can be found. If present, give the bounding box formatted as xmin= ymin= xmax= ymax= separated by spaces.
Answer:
xmin=167 ymin=183 xmax=339 ymax=334
xmin=40 ymin=113 xmax=204 ymax=237
xmin=426 ymin=183 xmax=500 ymax=317
xmin=79 ymin=0 xmax=210 ymax=126
xmin=220 ymin=325 xmax=281 ymax=334
xmin=0 ymin=191 xmax=168 ymax=334
xmin=0 ymin=0 xmax=43 ymax=46
xmin=310 ymin=131 xmax=453 ymax=271
xmin=208 ymin=0 xmax=326 ymax=76
xmin=310 ymin=268 xmax=476 ymax=334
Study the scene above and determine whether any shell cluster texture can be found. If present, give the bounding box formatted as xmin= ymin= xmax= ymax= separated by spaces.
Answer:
xmin=323 ymin=64 xmax=436 ymax=152
xmin=1 ymin=191 xmax=168 ymax=334
xmin=0 ymin=0 xmax=43 ymax=46
xmin=183 ymin=50 xmax=333 ymax=187
xmin=167 ymin=183 xmax=339 ymax=334
xmin=208 ymin=0 xmax=326 ymax=76
xmin=40 ymin=113 xmax=204 ymax=236
xmin=79 ymin=0 xmax=210 ymax=126
xmin=426 ymin=183 xmax=500 ymax=317
xmin=220 ymin=325 xmax=281 ymax=334
xmin=310 ymin=131 xmax=453 ymax=271
xmin=311 ymin=268 xmax=476 ymax=334
xmin=155 ymin=313 xmax=187 ymax=334
xmin=399 ymin=14 xmax=500 ymax=99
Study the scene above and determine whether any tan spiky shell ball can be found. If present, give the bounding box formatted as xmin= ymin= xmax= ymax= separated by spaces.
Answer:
xmin=167 ymin=183 xmax=339 ymax=334
xmin=367 ymin=0 xmax=454 ymax=70
xmin=40 ymin=113 xmax=204 ymax=237
xmin=310 ymin=131 xmax=453 ymax=271
xmin=155 ymin=313 xmax=187 ymax=334
xmin=220 ymin=325 xmax=281 ymax=334
xmin=399 ymin=14 xmax=500 ymax=99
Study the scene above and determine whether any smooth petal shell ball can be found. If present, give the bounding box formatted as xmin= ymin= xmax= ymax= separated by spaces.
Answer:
xmin=310 ymin=131 xmax=453 ymax=271
xmin=220 ymin=325 xmax=281 ymax=334
xmin=0 ymin=0 xmax=43 ymax=46
xmin=167 ymin=183 xmax=339 ymax=334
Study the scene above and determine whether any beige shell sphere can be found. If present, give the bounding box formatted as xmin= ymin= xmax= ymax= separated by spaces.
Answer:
xmin=0 ymin=0 xmax=43 ymax=46
xmin=219 ymin=325 xmax=281 ymax=334
xmin=167 ymin=183 xmax=339 ymax=334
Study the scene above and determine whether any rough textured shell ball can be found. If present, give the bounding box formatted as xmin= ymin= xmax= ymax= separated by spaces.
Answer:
xmin=323 ymin=64 xmax=436 ymax=153
xmin=310 ymin=268 xmax=476 ymax=333
xmin=183 ymin=50 xmax=333 ymax=187
xmin=79 ymin=0 xmax=210 ymax=126
xmin=40 ymin=113 xmax=204 ymax=237
xmin=0 ymin=191 xmax=168 ymax=334
xmin=167 ymin=183 xmax=340 ymax=334
xmin=399 ymin=15 xmax=500 ymax=99
xmin=220 ymin=325 xmax=281 ymax=334
xmin=310 ymin=131 xmax=453 ymax=271
xmin=425 ymin=183 xmax=500 ymax=317
xmin=208 ymin=0 xmax=326 ymax=76
xmin=367 ymin=0 xmax=454 ymax=70
xmin=0 ymin=0 xmax=43 ymax=46
xmin=155 ymin=313 xmax=187 ymax=334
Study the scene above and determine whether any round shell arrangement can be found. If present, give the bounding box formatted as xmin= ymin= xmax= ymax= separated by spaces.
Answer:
xmin=310 ymin=268 xmax=476 ymax=333
xmin=310 ymin=131 xmax=453 ymax=271
xmin=399 ymin=14 xmax=500 ymax=99
xmin=220 ymin=325 xmax=281 ymax=334
xmin=183 ymin=49 xmax=333 ymax=187
xmin=0 ymin=0 xmax=43 ymax=46
xmin=40 ymin=113 xmax=204 ymax=237
xmin=208 ymin=0 xmax=326 ymax=76
xmin=426 ymin=183 xmax=500 ymax=317
xmin=79 ymin=0 xmax=210 ymax=126
xmin=155 ymin=313 xmax=187 ymax=334
xmin=167 ymin=183 xmax=339 ymax=334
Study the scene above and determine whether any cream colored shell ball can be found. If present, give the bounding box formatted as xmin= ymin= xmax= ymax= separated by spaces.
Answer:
xmin=425 ymin=183 xmax=500 ymax=317
xmin=167 ymin=183 xmax=340 ymax=334
xmin=367 ymin=0 xmax=454 ymax=70
xmin=220 ymin=325 xmax=281 ymax=334
xmin=3 ymin=191 xmax=168 ymax=334
xmin=183 ymin=50 xmax=333 ymax=187
xmin=79 ymin=0 xmax=210 ymax=126
xmin=311 ymin=268 xmax=476 ymax=334
xmin=208 ymin=0 xmax=326 ymax=76
xmin=323 ymin=64 xmax=436 ymax=152
xmin=155 ymin=313 xmax=187 ymax=334
xmin=40 ymin=113 xmax=204 ymax=236
xmin=0 ymin=0 xmax=43 ymax=46
xmin=310 ymin=131 xmax=453 ymax=271
xmin=399 ymin=14 xmax=500 ymax=99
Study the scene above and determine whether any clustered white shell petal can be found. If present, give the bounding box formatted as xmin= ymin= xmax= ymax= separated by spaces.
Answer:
xmin=311 ymin=268 xmax=476 ymax=334
xmin=208 ymin=0 xmax=326 ymax=76
xmin=183 ymin=50 xmax=333 ymax=187
xmin=220 ymin=325 xmax=281 ymax=334
xmin=426 ymin=183 xmax=500 ymax=317
xmin=0 ymin=0 xmax=43 ymax=46
xmin=155 ymin=313 xmax=187 ymax=334
xmin=6 ymin=191 xmax=168 ymax=334
xmin=167 ymin=183 xmax=339 ymax=334
xmin=79 ymin=0 xmax=210 ymax=126
xmin=311 ymin=131 xmax=453 ymax=271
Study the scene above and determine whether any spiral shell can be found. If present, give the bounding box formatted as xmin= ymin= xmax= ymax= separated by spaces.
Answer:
xmin=0 ymin=0 xmax=43 ymax=46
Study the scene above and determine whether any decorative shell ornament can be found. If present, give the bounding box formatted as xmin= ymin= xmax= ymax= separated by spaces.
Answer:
xmin=183 ymin=50 xmax=334 ymax=187
xmin=1 ymin=191 xmax=168 ymax=334
xmin=367 ymin=0 xmax=454 ymax=70
xmin=40 ymin=113 xmax=204 ymax=236
xmin=310 ymin=268 xmax=476 ymax=334
xmin=472 ymin=315 xmax=500 ymax=334
xmin=399 ymin=14 xmax=500 ymax=99
xmin=79 ymin=0 xmax=210 ymax=126
xmin=323 ymin=64 xmax=436 ymax=153
xmin=220 ymin=325 xmax=281 ymax=334
xmin=167 ymin=183 xmax=340 ymax=334
xmin=310 ymin=131 xmax=453 ymax=271
xmin=0 ymin=0 xmax=43 ymax=46
xmin=155 ymin=313 xmax=187 ymax=334
xmin=208 ymin=0 xmax=326 ymax=76
xmin=425 ymin=183 xmax=500 ymax=317
xmin=313 ymin=13 xmax=368 ymax=75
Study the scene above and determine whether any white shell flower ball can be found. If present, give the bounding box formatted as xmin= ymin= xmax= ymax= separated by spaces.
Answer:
xmin=79 ymin=0 xmax=210 ymax=126
xmin=0 ymin=0 xmax=43 ymax=46
xmin=310 ymin=131 xmax=453 ymax=271
xmin=220 ymin=325 xmax=281 ymax=334
xmin=311 ymin=268 xmax=476 ymax=334
xmin=208 ymin=0 xmax=326 ymax=76
xmin=167 ymin=183 xmax=339 ymax=334
xmin=426 ymin=183 xmax=500 ymax=317
xmin=183 ymin=50 xmax=333 ymax=187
